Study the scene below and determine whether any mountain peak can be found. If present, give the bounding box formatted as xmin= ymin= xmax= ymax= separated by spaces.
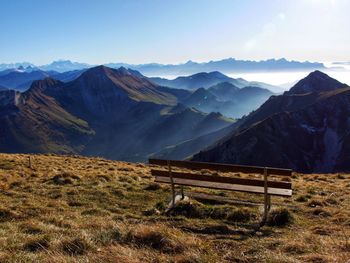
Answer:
xmin=39 ymin=60 xmax=90 ymax=73
xmin=208 ymin=71 xmax=227 ymax=78
xmin=285 ymin=70 xmax=346 ymax=95
xmin=185 ymin=60 xmax=196 ymax=65
xmin=27 ymin=77 xmax=62 ymax=94
xmin=59 ymin=65 xmax=176 ymax=109
xmin=84 ymin=65 xmax=110 ymax=74
xmin=82 ymin=65 xmax=143 ymax=78
xmin=209 ymin=81 xmax=239 ymax=90
xmin=308 ymin=70 xmax=329 ymax=78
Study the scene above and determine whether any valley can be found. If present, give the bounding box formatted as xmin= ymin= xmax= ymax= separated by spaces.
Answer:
xmin=1 ymin=64 xmax=350 ymax=173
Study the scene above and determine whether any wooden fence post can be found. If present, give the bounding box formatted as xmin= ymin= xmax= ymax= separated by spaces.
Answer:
xmin=28 ymin=156 xmax=34 ymax=169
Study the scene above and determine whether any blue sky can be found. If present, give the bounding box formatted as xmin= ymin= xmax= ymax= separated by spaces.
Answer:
xmin=0 ymin=0 xmax=349 ymax=65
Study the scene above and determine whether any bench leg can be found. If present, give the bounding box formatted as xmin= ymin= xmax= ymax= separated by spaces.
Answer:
xmin=171 ymin=183 xmax=175 ymax=207
xmin=168 ymin=161 xmax=176 ymax=208
xmin=181 ymin=186 xmax=185 ymax=199
xmin=260 ymin=168 xmax=269 ymax=226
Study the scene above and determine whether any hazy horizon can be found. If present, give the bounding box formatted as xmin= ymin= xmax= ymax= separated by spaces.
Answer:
xmin=0 ymin=57 xmax=343 ymax=67
xmin=1 ymin=58 xmax=349 ymax=89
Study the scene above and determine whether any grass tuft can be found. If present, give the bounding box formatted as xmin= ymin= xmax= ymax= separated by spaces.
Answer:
xmin=0 ymin=208 xmax=20 ymax=222
xmin=267 ymin=208 xmax=293 ymax=227
xmin=19 ymin=222 xmax=43 ymax=235
xmin=168 ymin=200 xmax=206 ymax=218
xmin=60 ymin=237 xmax=93 ymax=255
xmin=312 ymin=208 xmax=331 ymax=217
xmin=23 ymin=236 xmax=50 ymax=252
xmin=295 ymin=195 xmax=309 ymax=202
xmin=125 ymin=227 xmax=185 ymax=253
xmin=144 ymin=183 xmax=161 ymax=191
xmin=226 ymin=208 xmax=255 ymax=222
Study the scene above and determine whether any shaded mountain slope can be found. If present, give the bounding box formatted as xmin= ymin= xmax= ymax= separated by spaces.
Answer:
xmin=0 ymin=79 xmax=94 ymax=153
xmin=192 ymin=71 xmax=350 ymax=173
xmin=0 ymin=85 xmax=7 ymax=91
xmin=233 ymin=71 xmax=348 ymax=130
xmin=52 ymin=69 xmax=86 ymax=82
xmin=182 ymin=88 xmax=223 ymax=113
xmin=154 ymin=86 xmax=191 ymax=101
xmin=181 ymin=85 xmax=273 ymax=118
xmin=208 ymin=82 xmax=240 ymax=100
xmin=150 ymin=123 xmax=237 ymax=160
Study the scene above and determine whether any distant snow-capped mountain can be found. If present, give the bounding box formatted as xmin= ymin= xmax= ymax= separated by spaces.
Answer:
xmin=0 ymin=58 xmax=327 ymax=76
xmin=0 ymin=62 xmax=35 ymax=71
xmin=38 ymin=60 xmax=91 ymax=72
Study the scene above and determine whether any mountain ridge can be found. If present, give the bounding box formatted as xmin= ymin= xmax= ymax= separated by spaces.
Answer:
xmin=149 ymin=71 xmax=280 ymax=91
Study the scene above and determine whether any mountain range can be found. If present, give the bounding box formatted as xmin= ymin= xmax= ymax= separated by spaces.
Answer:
xmin=1 ymin=62 xmax=349 ymax=172
xmin=0 ymin=64 xmax=278 ymax=118
xmin=149 ymin=71 xmax=281 ymax=92
xmin=0 ymin=67 xmax=86 ymax=91
xmin=0 ymin=66 xmax=233 ymax=161
xmin=0 ymin=58 xmax=325 ymax=76
xmin=191 ymin=71 xmax=350 ymax=173
xmin=114 ymin=58 xmax=325 ymax=76
xmin=178 ymin=85 xmax=273 ymax=118
xmin=0 ymin=66 xmax=280 ymax=92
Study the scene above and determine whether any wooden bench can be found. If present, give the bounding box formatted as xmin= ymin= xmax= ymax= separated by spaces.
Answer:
xmin=149 ymin=159 xmax=293 ymax=225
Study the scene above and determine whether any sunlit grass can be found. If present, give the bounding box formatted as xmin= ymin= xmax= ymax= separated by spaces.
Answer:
xmin=0 ymin=153 xmax=348 ymax=262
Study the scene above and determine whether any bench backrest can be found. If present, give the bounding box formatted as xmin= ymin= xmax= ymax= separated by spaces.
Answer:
xmin=149 ymin=159 xmax=292 ymax=197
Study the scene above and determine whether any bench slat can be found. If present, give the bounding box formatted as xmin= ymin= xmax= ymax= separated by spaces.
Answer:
xmin=149 ymin=159 xmax=292 ymax=176
xmin=155 ymin=176 xmax=292 ymax=197
xmin=151 ymin=170 xmax=291 ymax=189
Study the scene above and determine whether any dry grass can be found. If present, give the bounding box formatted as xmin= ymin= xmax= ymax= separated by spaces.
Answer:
xmin=0 ymin=153 xmax=349 ymax=262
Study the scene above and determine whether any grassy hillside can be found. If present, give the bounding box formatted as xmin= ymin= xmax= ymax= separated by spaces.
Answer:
xmin=0 ymin=153 xmax=349 ymax=262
